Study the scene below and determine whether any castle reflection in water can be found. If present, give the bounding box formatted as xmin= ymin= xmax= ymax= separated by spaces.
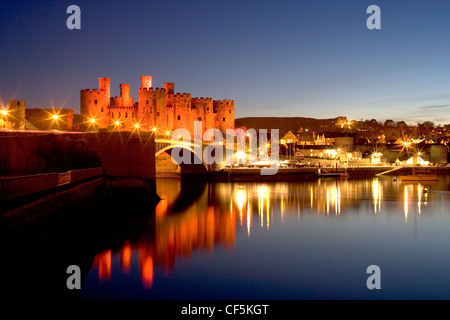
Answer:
xmin=91 ymin=176 xmax=444 ymax=289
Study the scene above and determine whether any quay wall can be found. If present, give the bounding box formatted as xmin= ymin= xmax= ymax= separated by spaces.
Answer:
xmin=0 ymin=168 xmax=103 ymax=203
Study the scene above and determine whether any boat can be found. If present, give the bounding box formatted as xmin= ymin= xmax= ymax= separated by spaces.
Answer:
xmin=316 ymin=168 xmax=349 ymax=178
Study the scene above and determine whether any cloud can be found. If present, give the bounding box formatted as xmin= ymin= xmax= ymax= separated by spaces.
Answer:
xmin=418 ymin=104 xmax=450 ymax=110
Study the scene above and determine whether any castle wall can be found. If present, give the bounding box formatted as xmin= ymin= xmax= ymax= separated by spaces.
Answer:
xmin=25 ymin=108 xmax=74 ymax=131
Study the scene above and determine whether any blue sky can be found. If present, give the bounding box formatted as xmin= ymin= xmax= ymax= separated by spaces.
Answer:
xmin=1 ymin=0 xmax=450 ymax=124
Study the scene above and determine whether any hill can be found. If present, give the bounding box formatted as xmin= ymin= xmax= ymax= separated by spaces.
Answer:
xmin=234 ymin=116 xmax=346 ymax=134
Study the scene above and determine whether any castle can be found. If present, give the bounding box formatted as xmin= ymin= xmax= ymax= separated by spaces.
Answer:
xmin=80 ymin=76 xmax=235 ymax=134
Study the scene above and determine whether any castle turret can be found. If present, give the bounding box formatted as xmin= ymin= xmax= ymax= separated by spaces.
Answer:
xmin=141 ymin=76 xmax=152 ymax=89
xmin=164 ymin=83 xmax=174 ymax=95
xmin=99 ymin=77 xmax=111 ymax=104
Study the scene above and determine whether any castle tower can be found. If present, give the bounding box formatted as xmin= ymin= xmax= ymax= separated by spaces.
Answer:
xmin=99 ymin=77 xmax=111 ymax=104
xmin=141 ymin=76 xmax=152 ymax=89
xmin=164 ymin=83 xmax=174 ymax=95
xmin=80 ymin=77 xmax=110 ymax=130
xmin=138 ymin=86 xmax=167 ymax=130
xmin=119 ymin=84 xmax=134 ymax=107
xmin=192 ymin=97 xmax=214 ymax=135
xmin=213 ymin=100 xmax=235 ymax=134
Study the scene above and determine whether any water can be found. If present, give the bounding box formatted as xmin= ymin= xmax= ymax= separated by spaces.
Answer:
xmin=76 ymin=176 xmax=450 ymax=300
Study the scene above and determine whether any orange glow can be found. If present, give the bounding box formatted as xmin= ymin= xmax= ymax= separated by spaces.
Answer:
xmin=120 ymin=242 xmax=132 ymax=274
xmin=140 ymin=256 xmax=154 ymax=289
xmin=404 ymin=185 xmax=408 ymax=223
xmin=97 ymin=250 xmax=112 ymax=281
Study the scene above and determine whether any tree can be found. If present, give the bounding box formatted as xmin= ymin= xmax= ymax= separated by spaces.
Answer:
xmin=396 ymin=121 xmax=408 ymax=129
xmin=422 ymin=121 xmax=435 ymax=131
xmin=384 ymin=119 xmax=395 ymax=127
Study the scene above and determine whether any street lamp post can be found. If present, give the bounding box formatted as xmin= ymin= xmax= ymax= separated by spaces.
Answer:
xmin=1 ymin=109 xmax=8 ymax=128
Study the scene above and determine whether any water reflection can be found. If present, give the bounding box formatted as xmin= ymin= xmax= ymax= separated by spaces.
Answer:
xmin=88 ymin=176 xmax=450 ymax=291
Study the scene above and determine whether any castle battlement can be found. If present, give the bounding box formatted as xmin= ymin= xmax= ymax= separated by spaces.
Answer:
xmin=214 ymin=99 xmax=234 ymax=105
xmin=139 ymin=87 xmax=166 ymax=93
xmin=168 ymin=93 xmax=191 ymax=99
xmin=192 ymin=97 xmax=213 ymax=103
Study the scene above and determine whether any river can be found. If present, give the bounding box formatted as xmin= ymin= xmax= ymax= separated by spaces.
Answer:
xmin=73 ymin=176 xmax=450 ymax=299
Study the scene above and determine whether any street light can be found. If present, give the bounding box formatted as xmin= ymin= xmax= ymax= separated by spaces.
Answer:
xmin=1 ymin=109 xmax=8 ymax=128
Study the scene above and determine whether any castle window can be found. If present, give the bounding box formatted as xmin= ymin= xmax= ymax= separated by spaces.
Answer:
xmin=125 ymin=112 xmax=128 ymax=118
xmin=101 ymin=107 xmax=104 ymax=112
xmin=132 ymin=112 xmax=135 ymax=118
xmin=119 ymin=112 xmax=121 ymax=118
xmin=229 ymin=109 xmax=231 ymax=113
xmin=177 ymin=115 xmax=181 ymax=121
xmin=149 ymin=108 xmax=152 ymax=114
xmin=94 ymin=100 xmax=98 ymax=105
xmin=223 ymin=117 xmax=226 ymax=121
xmin=198 ymin=117 xmax=202 ymax=121
xmin=156 ymin=111 xmax=160 ymax=116
xmin=207 ymin=107 xmax=210 ymax=112
xmin=112 ymin=112 xmax=114 ymax=118
xmin=146 ymin=100 xmax=149 ymax=104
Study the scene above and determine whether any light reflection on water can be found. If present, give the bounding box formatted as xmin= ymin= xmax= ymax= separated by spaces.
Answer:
xmin=79 ymin=176 xmax=450 ymax=299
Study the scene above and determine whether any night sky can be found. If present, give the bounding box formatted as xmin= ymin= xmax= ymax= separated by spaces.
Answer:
xmin=1 ymin=0 xmax=450 ymax=124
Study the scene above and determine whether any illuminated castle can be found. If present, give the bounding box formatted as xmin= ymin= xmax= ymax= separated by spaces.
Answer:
xmin=80 ymin=76 xmax=235 ymax=134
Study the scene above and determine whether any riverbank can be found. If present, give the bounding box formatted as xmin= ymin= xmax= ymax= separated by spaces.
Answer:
xmin=178 ymin=165 xmax=450 ymax=181
xmin=0 ymin=168 xmax=160 ymax=232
